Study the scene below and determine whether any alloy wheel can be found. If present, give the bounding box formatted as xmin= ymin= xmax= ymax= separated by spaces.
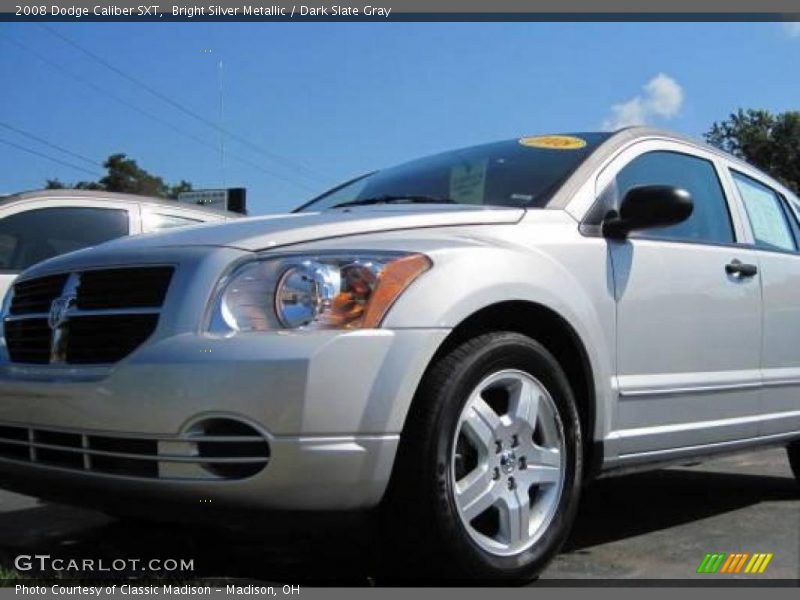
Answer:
xmin=451 ymin=369 xmax=566 ymax=556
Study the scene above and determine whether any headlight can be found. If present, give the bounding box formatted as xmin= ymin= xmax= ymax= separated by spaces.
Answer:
xmin=208 ymin=252 xmax=431 ymax=334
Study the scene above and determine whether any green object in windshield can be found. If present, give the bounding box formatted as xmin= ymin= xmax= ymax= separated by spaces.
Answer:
xmin=449 ymin=159 xmax=488 ymax=205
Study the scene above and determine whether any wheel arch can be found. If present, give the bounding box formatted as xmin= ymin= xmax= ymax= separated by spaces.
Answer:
xmin=403 ymin=300 xmax=602 ymax=480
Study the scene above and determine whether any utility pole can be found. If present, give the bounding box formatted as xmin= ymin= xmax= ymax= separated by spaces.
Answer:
xmin=218 ymin=59 xmax=226 ymax=188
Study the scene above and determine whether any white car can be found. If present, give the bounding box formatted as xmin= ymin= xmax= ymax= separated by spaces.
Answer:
xmin=0 ymin=189 xmax=237 ymax=300
xmin=0 ymin=128 xmax=799 ymax=582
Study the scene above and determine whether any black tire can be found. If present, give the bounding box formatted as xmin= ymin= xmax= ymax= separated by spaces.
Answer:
xmin=382 ymin=331 xmax=583 ymax=583
xmin=788 ymin=442 xmax=800 ymax=482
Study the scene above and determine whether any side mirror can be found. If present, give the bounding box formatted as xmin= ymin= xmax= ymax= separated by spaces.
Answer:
xmin=602 ymin=185 xmax=693 ymax=239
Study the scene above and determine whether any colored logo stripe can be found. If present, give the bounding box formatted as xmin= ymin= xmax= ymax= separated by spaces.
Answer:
xmin=697 ymin=552 xmax=773 ymax=574
xmin=745 ymin=553 xmax=774 ymax=574
xmin=719 ymin=553 xmax=748 ymax=574
xmin=697 ymin=553 xmax=726 ymax=573
xmin=719 ymin=553 xmax=737 ymax=573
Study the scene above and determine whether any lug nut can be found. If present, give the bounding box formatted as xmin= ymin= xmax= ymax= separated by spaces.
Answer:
xmin=507 ymin=476 xmax=516 ymax=490
xmin=495 ymin=440 xmax=502 ymax=453
xmin=511 ymin=434 xmax=519 ymax=448
xmin=519 ymin=456 xmax=527 ymax=470
xmin=492 ymin=467 xmax=500 ymax=481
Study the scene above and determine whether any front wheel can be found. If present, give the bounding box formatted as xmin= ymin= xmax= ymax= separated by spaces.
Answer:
xmin=384 ymin=332 xmax=582 ymax=582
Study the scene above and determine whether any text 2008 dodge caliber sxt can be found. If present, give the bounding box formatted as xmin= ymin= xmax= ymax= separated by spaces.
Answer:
xmin=2 ymin=128 xmax=800 ymax=582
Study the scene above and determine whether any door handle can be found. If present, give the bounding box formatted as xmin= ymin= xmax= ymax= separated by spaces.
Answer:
xmin=725 ymin=259 xmax=758 ymax=278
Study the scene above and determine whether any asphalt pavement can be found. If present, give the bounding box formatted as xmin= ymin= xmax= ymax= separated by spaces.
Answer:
xmin=0 ymin=447 xmax=797 ymax=584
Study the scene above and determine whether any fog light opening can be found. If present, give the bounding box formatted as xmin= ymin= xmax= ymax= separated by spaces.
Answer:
xmin=186 ymin=418 xmax=270 ymax=480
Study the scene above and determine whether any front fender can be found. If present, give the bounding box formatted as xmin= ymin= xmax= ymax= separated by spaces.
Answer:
xmin=383 ymin=241 xmax=616 ymax=442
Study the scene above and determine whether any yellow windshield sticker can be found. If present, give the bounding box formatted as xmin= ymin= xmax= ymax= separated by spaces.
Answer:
xmin=519 ymin=135 xmax=586 ymax=150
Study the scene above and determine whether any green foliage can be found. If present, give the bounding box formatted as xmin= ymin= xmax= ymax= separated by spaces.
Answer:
xmin=706 ymin=109 xmax=800 ymax=194
xmin=44 ymin=178 xmax=66 ymax=189
xmin=169 ymin=179 xmax=194 ymax=198
xmin=44 ymin=154 xmax=193 ymax=199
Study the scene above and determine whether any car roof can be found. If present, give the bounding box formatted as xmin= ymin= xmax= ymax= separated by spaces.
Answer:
xmin=0 ymin=189 xmax=243 ymax=218
xmin=548 ymin=126 xmax=799 ymax=209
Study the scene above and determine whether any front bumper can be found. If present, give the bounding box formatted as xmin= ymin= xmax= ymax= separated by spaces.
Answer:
xmin=0 ymin=327 xmax=448 ymax=511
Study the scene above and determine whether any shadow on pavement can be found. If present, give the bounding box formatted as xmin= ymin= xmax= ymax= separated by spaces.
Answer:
xmin=565 ymin=468 xmax=798 ymax=552
xmin=0 ymin=467 xmax=796 ymax=584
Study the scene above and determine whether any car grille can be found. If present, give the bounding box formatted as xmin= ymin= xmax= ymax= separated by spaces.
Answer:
xmin=4 ymin=267 xmax=173 ymax=365
xmin=3 ymin=319 xmax=51 ymax=364
xmin=76 ymin=267 xmax=174 ymax=310
xmin=0 ymin=419 xmax=270 ymax=481
xmin=64 ymin=314 xmax=161 ymax=364
xmin=8 ymin=274 xmax=69 ymax=315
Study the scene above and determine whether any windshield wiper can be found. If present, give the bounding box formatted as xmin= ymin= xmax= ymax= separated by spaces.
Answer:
xmin=332 ymin=194 xmax=457 ymax=208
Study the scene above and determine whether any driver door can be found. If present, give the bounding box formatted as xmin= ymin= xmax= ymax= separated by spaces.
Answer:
xmin=603 ymin=142 xmax=762 ymax=461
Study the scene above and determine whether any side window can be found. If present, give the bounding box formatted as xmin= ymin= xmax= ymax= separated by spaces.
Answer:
xmin=782 ymin=197 xmax=800 ymax=246
xmin=0 ymin=207 xmax=129 ymax=272
xmin=732 ymin=171 xmax=797 ymax=252
xmin=613 ymin=151 xmax=734 ymax=244
xmin=142 ymin=211 xmax=203 ymax=233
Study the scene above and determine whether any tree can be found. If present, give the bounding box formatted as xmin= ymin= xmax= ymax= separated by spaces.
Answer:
xmin=705 ymin=109 xmax=800 ymax=194
xmin=45 ymin=178 xmax=66 ymax=189
xmin=45 ymin=154 xmax=193 ymax=199
xmin=168 ymin=179 xmax=194 ymax=198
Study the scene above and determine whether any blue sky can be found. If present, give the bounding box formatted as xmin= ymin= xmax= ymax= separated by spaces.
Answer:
xmin=1 ymin=22 xmax=799 ymax=214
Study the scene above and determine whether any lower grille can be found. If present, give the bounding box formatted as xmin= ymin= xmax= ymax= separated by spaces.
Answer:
xmin=0 ymin=425 xmax=29 ymax=461
xmin=0 ymin=419 xmax=270 ymax=481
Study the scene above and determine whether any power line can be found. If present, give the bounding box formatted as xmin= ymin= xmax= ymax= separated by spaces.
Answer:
xmin=41 ymin=24 xmax=331 ymax=186
xmin=0 ymin=122 xmax=102 ymax=168
xmin=0 ymin=136 xmax=103 ymax=179
xmin=1 ymin=35 xmax=318 ymax=193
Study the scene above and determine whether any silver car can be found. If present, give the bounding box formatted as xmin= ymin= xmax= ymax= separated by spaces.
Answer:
xmin=1 ymin=128 xmax=799 ymax=582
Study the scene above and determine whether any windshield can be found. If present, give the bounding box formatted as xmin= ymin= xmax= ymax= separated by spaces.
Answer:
xmin=297 ymin=133 xmax=610 ymax=212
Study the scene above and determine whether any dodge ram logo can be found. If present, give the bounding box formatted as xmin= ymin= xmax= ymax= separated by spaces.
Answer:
xmin=48 ymin=274 xmax=80 ymax=364
xmin=48 ymin=294 xmax=76 ymax=330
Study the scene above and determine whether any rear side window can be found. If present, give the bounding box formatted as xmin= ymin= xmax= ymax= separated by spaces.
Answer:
xmin=613 ymin=151 xmax=734 ymax=244
xmin=0 ymin=207 xmax=129 ymax=272
xmin=783 ymin=197 xmax=800 ymax=245
xmin=732 ymin=171 xmax=797 ymax=252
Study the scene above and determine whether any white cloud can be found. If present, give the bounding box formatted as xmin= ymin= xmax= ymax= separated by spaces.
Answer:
xmin=782 ymin=22 xmax=800 ymax=38
xmin=602 ymin=97 xmax=647 ymax=131
xmin=602 ymin=73 xmax=684 ymax=131
xmin=643 ymin=74 xmax=684 ymax=118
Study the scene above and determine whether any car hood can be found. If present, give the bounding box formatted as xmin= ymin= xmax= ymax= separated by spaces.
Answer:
xmin=107 ymin=205 xmax=525 ymax=252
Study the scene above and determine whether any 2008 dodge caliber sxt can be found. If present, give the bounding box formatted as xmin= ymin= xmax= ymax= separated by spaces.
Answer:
xmin=2 ymin=127 xmax=800 ymax=581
